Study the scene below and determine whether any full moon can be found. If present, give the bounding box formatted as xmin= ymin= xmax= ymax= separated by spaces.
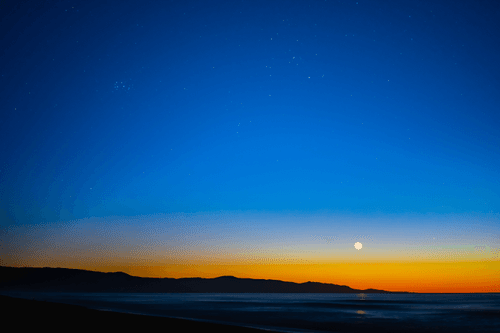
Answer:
xmin=354 ymin=242 xmax=363 ymax=250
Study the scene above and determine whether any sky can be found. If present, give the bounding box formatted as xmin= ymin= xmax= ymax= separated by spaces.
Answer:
xmin=1 ymin=0 xmax=499 ymax=293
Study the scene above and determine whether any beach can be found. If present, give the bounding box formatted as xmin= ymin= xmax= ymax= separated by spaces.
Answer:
xmin=1 ymin=295 xmax=281 ymax=333
xmin=3 ymin=292 xmax=500 ymax=332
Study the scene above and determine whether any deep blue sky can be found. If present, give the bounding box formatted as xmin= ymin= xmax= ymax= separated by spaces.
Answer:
xmin=1 ymin=1 xmax=499 ymax=236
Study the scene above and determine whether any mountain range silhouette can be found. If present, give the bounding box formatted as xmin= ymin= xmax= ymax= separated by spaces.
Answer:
xmin=0 ymin=266 xmax=411 ymax=293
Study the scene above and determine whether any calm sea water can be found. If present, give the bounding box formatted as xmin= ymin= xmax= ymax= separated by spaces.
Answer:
xmin=2 ymin=291 xmax=499 ymax=333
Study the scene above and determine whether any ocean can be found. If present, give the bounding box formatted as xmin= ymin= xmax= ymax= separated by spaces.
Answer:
xmin=1 ymin=291 xmax=499 ymax=333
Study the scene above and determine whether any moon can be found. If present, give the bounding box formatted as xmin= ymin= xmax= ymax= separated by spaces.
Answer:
xmin=354 ymin=242 xmax=362 ymax=250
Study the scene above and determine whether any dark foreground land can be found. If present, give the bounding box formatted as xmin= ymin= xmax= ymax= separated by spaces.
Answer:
xmin=3 ymin=294 xmax=499 ymax=333
xmin=1 ymin=295 xmax=279 ymax=333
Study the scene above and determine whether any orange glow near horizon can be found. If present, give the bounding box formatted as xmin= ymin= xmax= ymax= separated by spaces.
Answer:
xmin=4 ymin=212 xmax=499 ymax=293
xmin=8 ymin=260 xmax=499 ymax=293
xmin=128 ymin=261 xmax=500 ymax=293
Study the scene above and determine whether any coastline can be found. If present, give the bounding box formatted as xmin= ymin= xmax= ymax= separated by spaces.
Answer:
xmin=0 ymin=295 xmax=283 ymax=333
xmin=3 ymin=292 xmax=498 ymax=333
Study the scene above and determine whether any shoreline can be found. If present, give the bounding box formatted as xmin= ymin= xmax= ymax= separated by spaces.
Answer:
xmin=0 ymin=295 xmax=283 ymax=333
xmin=3 ymin=293 xmax=498 ymax=333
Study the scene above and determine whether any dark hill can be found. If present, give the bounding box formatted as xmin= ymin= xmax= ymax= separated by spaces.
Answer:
xmin=0 ymin=266 xmax=410 ymax=293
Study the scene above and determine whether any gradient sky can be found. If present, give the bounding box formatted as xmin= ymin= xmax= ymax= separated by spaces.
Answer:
xmin=1 ymin=0 xmax=499 ymax=293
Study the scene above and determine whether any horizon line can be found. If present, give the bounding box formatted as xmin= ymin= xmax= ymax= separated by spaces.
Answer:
xmin=4 ymin=265 xmax=500 ymax=293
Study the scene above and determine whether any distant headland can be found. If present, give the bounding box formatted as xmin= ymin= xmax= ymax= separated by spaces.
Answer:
xmin=0 ymin=266 xmax=412 ymax=293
